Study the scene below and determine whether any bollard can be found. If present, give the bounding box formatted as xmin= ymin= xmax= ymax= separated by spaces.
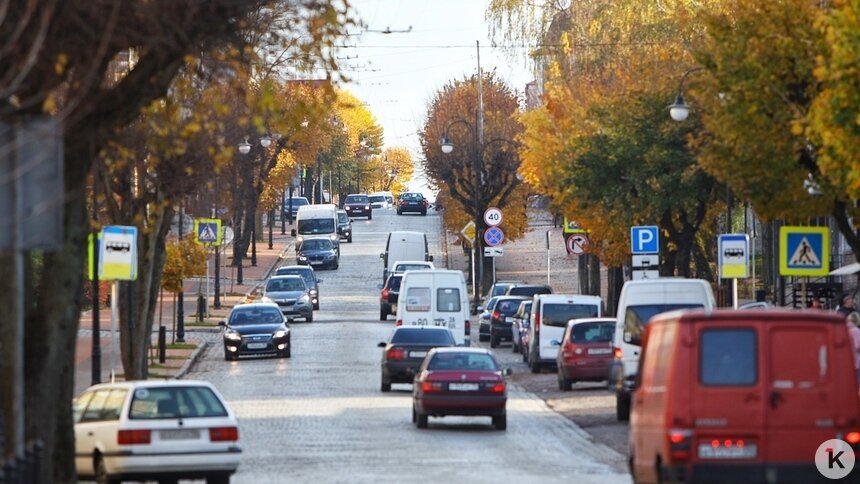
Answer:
xmin=159 ymin=325 xmax=166 ymax=364
xmin=196 ymin=295 xmax=206 ymax=323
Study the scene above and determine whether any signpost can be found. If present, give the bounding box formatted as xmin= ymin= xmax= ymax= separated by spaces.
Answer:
xmin=719 ymin=234 xmax=750 ymax=309
xmin=566 ymin=234 xmax=589 ymax=255
xmin=484 ymin=247 xmax=504 ymax=257
xmin=779 ymin=226 xmax=829 ymax=276
xmin=99 ymin=225 xmax=139 ymax=383
xmin=484 ymin=207 xmax=503 ymax=227
xmin=483 ymin=208 xmax=504 ymax=284
xmin=630 ymin=225 xmax=659 ymax=280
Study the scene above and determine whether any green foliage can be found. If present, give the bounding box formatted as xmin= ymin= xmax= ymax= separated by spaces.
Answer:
xmin=161 ymin=235 xmax=208 ymax=293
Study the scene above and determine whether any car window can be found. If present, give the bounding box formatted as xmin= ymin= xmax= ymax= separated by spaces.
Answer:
xmin=369 ymin=196 xmax=385 ymax=203
xmin=437 ymin=288 xmax=461 ymax=312
xmin=337 ymin=212 xmax=349 ymax=223
xmin=625 ymin=304 xmax=703 ymax=346
xmin=492 ymin=284 xmax=511 ymax=297
xmin=517 ymin=302 xmax=532 ymax=318
xmin=302 ymin=239 xmax=332 ymax=251
xmin=101 ymin=389 xmax=128 ymax=421
xmin=230 ymin=307 xmax=283 ymax=325
xmin=79 ymin=389 xmax=111 ymax=423
xmin=497 ymin=299 xmax=523 ymax=316
xmin=485 ymin=297 xmax=499 ymax=311
xmin=572 ymin=322 xmax=615 ymax=343
xmin=509 ymin=286 xmax=552 ymax=296
xmin=391 ymin=328 xmax=455 ymax=345
xmin=405 ymin=287 xmax=431 ymax=312
xmin=289 ymin=198 xmax=309 ymax=206
xmin=395 ymin=263 xmax=430 ymax=272
xmin=401 ymin=193 xmax=422 ymax=201
xmin=267 ymin=278 xmax=304 ymax=292
xmin=387 ymin=275 xmax=402 ymax=291
xmin=345 ymin=195 xmax=368 ymax=203
xmin=72 ymin=391 xmax=96 ymax=423
xmin=276 ymin=268 xmax=315 ymax=287
xmin=700 ymin=328 xmax=757 ymax=386
xmin=428 ymin=352 xmax=498 ymax=371
xmin=542 ymin=303 xmax=600 ymax=328
xmin=129 ymin=386 xmax=229 ymax=419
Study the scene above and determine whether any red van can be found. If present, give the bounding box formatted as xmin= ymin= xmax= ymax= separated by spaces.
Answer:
xmin=629 ymin=309 xmax=860 ymax=483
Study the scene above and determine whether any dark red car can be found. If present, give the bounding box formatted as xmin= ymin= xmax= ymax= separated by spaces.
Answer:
xmin=553 ymin=317 xmax=615 ymax=391
xmin=412 ymin=347 xmax=511 ymax=430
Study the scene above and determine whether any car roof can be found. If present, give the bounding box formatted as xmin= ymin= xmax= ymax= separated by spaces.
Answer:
xmin=232 ymin=301 xmax=282 ymax=309
xmin=430 ymin=346 xmax=492 ymax=355
xmin=498 ymin=295 xmax=529 ymax=301
xmin=566 ymin=317 xmax=615 ymax=327
xmin=79 ymin=379 xmax=217 ymax=393
xmin=269 ymin=274 xmax=304 ymax=281
xmin=278 ymin=265 xmax=313 ymax=271
xmin=394 ymin=326 xmax=450 ymax=332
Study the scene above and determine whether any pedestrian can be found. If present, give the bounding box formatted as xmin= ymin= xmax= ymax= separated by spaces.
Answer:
xmin=837 ymin=293 xmax=856 ymax=317
xmin=847 ymin=312 xmax=860 ymax=383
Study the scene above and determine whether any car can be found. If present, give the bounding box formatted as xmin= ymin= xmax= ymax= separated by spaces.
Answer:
xmin=511 ymin=300 xmax=532 ymax=356
xmin=284 ymin=196 xmax=310 ymax=221
xmin=377 ymin=326 xmax=457 ymax=392
xmin=412 ymin=347 xmax=511 ymax=430
xmin=274 ymin=265 xmax=321 ymax=310
xmin=477 ymin=296 xmax=500 ymax=342
xmin=261 ymin=275 xmax=313 ymax=322
xmin=343 ymin=193 xmax=372 ymax=219
xmin=296 ymin=236 xmax=339 ymax=270
xmin=368 ymin=191 xmax=393 ymax=209
xmin=379 ymin=273 xmax=403 ymax=320
xmin=380 ymin=231 xmax=433 ymax=283
xmin=391 ymin=260 xmax=435 ymax=274
xmin=336 ymin=209 xmax=353 ymax=243
xmin=488 ymin=296 xmax=529 ymax=348
xmin=219 ymin=301 xmax=293 ymax=359
xmin=504 ymin=284 xmax=553 ymax=298
xmin=396 ymin=192 xmax=429 ymax=215
xmin=483 ymin=280 xmax=525 ymax=303
xmin=73 ymin=380 xmax=241 ymax=484
xmin=552 ymin=317 xmax=615 ymax=391
xmin=527 ymin=294 xmax=604 ymax=374
xmin=292 ymin=204 xmax=340 ymax=255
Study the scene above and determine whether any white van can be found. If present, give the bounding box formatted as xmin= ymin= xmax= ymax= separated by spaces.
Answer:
xmin=380 ymin=231 xmax=433 ymax=282
xmin=526 ymin=294 xmax=604 ymax=373
xmin=292 ymin=204 xmax=339 ymax=253
xmin=395 ymin=269 xmax=470 ymax=346
xmin=610 ymin=278 xmax=715 ymax=421
xmin=368 ymin=191 xmax=394 ymax=209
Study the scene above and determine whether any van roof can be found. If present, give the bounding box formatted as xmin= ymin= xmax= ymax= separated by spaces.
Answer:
xmin=652 ymin=307 xmax=845 ymax=326
xmin=622 ymin=278 xmax=711 ymax=288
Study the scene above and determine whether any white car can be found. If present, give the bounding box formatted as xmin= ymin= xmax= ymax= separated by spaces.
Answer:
xmin=73 ymin=380 xmax=241 ymax=483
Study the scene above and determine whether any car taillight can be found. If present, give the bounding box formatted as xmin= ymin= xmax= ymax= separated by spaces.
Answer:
xmin=668 ymin=428 xmax=693 ymax=462
xmin=492 ymin=310 xmax=501 ymax=322
xmin=396 ymin=319 xmax=403 ymax=326
xmin=209 ymin=426 xmax=239 ymax=442
xmin=533 ymin=313 xmax=540 ymax=333
xmin=613 ymin=347 xmax=622 ymax=359
xmin=381 ymin=288 xmax=390 ymax=301
xmin=421 ymin=382 xmax=442 ymax=392
xmin=465 ymin=320 xmax=470 ymax=335
xmin=387 ymin=348 xmax=406 ymax=360
xmin=489 ymin=382 xmax=506 ymax=393
xmin=846 ymin=431 xmax=860 ymax=445
xmin=117 ymin=429 xmax=151 ymax=445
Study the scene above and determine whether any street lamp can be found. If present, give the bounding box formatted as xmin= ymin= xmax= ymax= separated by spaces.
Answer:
xmin=668 ymin=67 xmax=704 ymax=122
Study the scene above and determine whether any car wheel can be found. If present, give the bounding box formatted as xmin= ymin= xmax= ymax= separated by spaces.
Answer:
xmin=313 ymin=302 xmax=320 ymax=310
xmin=283 ymin=337 xmax=291 ymax=358
xmin=381 ymin=378 xmax=391 ymax=392
xmin=421 ymin=210 xmax=427 ymax=216
xmin=479 ymin=333 xmax=489 ymax=342
xmin=397 ymin=210 xmax=402 ymax=215
xmin=224 ymin=350 xmax=236 ymax=361
xmin=206 ymin=474 xmax=231 ymax=484
xmin=416 ymin=412 xmax=428 ymax=429
xmin=369 ymin=214 xmax=373 ymax=220
xmin=529 ymin=350 xmax=540 ymax=373
xmin=492 ymin=414 xmax=507 ymax=431
xmin=412 ymin=406 xmax=417 ymax=423
xmin=95 ymin=454 xmax=120 ymax=484
xmin=521 ymin=349 xmax=528 ymax=363
xmin=380 ymin=307 xmax=388 ymax=320
xmin=512 ymin=340 xmax=519 ymax=353
xmin=348 ymin=235 xmax=352 ymax=243
xmin=616 ymin=391 xmax=631 ymax=421
xmin=306 ymin=311 xmax=313 ymax=323
xmin=490 ymin=334 xmax=499 ymax=348
xmin=558 ymin=373 xmax=573 ymax=391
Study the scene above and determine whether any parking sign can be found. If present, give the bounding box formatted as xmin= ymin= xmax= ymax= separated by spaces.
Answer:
xmin=630 ymin=226 xmax=659 ymax=254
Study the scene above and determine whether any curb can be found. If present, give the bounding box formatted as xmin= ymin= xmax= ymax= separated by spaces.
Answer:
xmin=175 ymin=341 xmax=209 ymax=379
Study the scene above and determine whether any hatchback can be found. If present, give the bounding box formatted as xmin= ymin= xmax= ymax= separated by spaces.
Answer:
xmin=296 ymin=236 xmax=339 ymax=270
xmin=262 ymin=275 xmax=313 ymax=322
xmin=397 ymin=192 xmax=429 ymax=215
xmin=552 ymin=317 xmax=615 ymax=390
xmin=412 ymin=347 xmax=511 ymax=430
xmin=343 ymin=193 xmax=372 ymax=219
xmin=73 ymin=380 xmax=241 ymax=484
xmin=477 ymin=296 xmax=500 ymax=342
xmin=274 ymin=265 xmax=321 ymax=310
xmin=220 ymin=301 xmax=292 ymax=359
xmin=511 ymin=300 xmax=532 ymax=357
xmin=378 ymin=326 xmax=457 ymax=391
xmin=336 ymin=209 xmax=352 ymax=243
xmin=489 ymin=296 xmax=529 ymax=348
xmin=379 ymin=273 xmax=403 ymax=320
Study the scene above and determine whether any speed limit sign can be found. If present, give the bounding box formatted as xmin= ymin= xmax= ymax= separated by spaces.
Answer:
xmin=484 ymin=207 xmax=503 ymax=227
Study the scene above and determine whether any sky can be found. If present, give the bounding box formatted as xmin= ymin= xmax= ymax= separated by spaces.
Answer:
xmin=335 ymin=0 xmax=533 ymax=193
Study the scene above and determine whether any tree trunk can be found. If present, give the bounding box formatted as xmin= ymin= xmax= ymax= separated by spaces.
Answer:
xmin=606 ymin=266 xmax=625 ymax=316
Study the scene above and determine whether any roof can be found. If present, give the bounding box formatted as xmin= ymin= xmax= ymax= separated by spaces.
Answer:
xmin=653 ymin=307 xmax=845 ymax=325
xmin=567 ymin=317 xmax=615 ymax=327
xmin=431 ymin=346 xmax=492 ymax=355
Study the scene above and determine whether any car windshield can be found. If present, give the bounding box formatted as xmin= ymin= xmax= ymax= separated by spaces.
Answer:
xmin=427 ymin=352 xmax=498 ymax=371
xmin=266 ymin=278 xmax=307 ymax=292
xmin=128 ymin=386 xmax=228 ymax=419
xmin=484 ymin=297 xmax=499 ymax=312
xmin=509 ymin=286 xmax=551 ymax=297
xmin=492 ymin=284 xmax=513 ymax=297
xmin=542 ymin=303 xmax=600 ymax=328
xmin=345 ymin=195 xmax=368 ymax=204
xmin=625 ymin=303 xmax=703 ymax=345
xmin=275 ymin=268 xmax=315 ymax=287
xmin=369 ymin=196 xmax=385 ymax=203
xmin=297 ymin=218 xmax=335 ymax=234
xmin=229 ymin=307 xmax=284 ymax=325
xmin=301 ymin=239 xmax=332 ymax=251
xmin=391 ymin=328 xmax=455 ymax=345
xmin=395 ymin=263 xmax=429 ymax=272
xmin=287 ymin=198 xmax=308 ymax=208
xmin=496 ymin=299 xmax=524 ymax=316
xmin=571 ymin=322 xmax=614 ymax=343
xmin=337 ymin=212 xmax=349 ymax=223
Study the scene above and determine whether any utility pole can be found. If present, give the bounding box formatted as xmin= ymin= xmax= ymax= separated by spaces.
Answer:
xmin=475 ymin=39 xmax=485 ymax=306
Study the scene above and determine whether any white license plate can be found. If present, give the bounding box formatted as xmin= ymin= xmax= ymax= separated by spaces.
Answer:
xmin=160 ymin=429 xmax=201 ymax=440
xmin=506 ymin=316 xmax=514 ymax=323
xmin=409 ymin=351 xmax=427 ymax=358
xmin=310 ymin=261 xmax=322 ymax=265
xmin=448 ymin=383 xmax=479 ymax=391
xmin=698 ymin=443 xmax=757 ymax=459
xmin=247 ymin=342 xmax=267 ymax=349
xmin=588 ymin=348 xmax=612 ymax=355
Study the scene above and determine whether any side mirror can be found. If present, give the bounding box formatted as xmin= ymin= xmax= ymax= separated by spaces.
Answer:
xmin=287 ymin=317 xmax=295 ymax=323
xmin=477 ymin=306 xmax=484 ymax=312
xmin=379 ymin=253 xmax=385 ymax=259
xmin=502 ymin=368 xmax=512 ymax=376
xmin=316 ymin=279 xmax=322 ymax=284
xmin=428 ymin=255 xmax=434 ymax=262
xmin=377 ymin=342 xmax=386 ymax=348
xmin=550 ymin=339 xmax=561 ymax=346
xmin=291 ymin=229 xmax=297 ymax=237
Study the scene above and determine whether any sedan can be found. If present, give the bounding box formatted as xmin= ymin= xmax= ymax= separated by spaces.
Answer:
xmin=412 ymin=347 xmax=511 ymax=430
xmin=219 ymin=302 xmax=291 ymax=360
xmin=378 ymin=326 xmax=457 ymax=392
xmin=396 ymin=192 xmax=429 ymax=215
xmin=74 ymin=380 xmax=241 ymax=484
xmin=552 ymin=317 xmax=615 ymax=391
xmin=262 ymin=275 xmax=313 ymax=322
xmin=275 ymin=265 xmax=321 ymax=310
xmin=343 ymin=193 xmax=372 ymax=219
xmin=296 ymin=236 xmax=339 ymax=270
xmin=489 ymin=296 xmax=529 ymax=348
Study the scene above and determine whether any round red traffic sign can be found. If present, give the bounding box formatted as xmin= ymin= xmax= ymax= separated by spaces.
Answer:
xmin=566 ymin=234 xmax=589 ymax=255
xmin=484 ymin=207 xmax=503 ymax=227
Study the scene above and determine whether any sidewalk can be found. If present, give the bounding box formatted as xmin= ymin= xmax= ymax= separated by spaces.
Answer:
xmin=74 ymin=224 xmax=295 ymax=395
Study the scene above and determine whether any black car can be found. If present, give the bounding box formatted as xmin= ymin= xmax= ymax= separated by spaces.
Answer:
xmin=478 ymin=296 xmax=500 ymax=342
xmin=336 ymin=209 xmax=353 ymax=243
xmin=505 ymin=284 xmax=553 ymax=298
xmin=378 ymin=326 xmax=457 ymax=392
xmin=396 ymin=192 xmax=428 ymax=215
xmin=219 ymin=302 xmax=291 ymax=360
xmin=489 ymin=296 xmax=529 ymax=348
xmin=284 ymin=196 xmax=310 ymax=222
xmin=379 ymin=273 xmax=403 ymax=320
xmin=296 ymin=236 xmax=339 ymax=269
xmin=343 ymin=194 xmax=372 ymax=219
xmin=275 ymin=265 xmax=321 ymax=310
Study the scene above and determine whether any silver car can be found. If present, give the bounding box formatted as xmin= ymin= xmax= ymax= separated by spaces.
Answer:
xmin=262 ymin=275 xmax=314 ymax=322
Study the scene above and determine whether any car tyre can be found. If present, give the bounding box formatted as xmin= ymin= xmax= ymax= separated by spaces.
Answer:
xmin=529 ymin=350 xmax=540 ymax=373
xmin=521 ymin=349 xmax=528 ymax=363
xmin=313 ymin=302 xmax=320 ymax=311
xmin=479 ymin=333 xmax=489 ymax=342
xmin=490 ymin=334 xmax=499 ymax=348
xmin=283 ymin=337 xmax=291 ymax=358
xmin=380 ymin=307 xmax=388 ymax=320
xmin=306 ymin=311 xmax=313 ymax=323
xmin=397 ymin=210 xmax=402 ymax=215
xmin=558 ymin=372 xmax=573 ymax=391
xmin=616 ymin=391 xmax=631 ymax=422
xmin=421 ymin=210 xmax=427 ymax=216
xmin=512 ymin=340 xmax=519 ymax=353
xmin=224 ymin=350 xmax=236 ymax=362
xmin=416 ymin=412 xmax=428 ymax=429
xmin=95 ymin=455 xmax=120 ymax=484
xmin=347 ymin=235 xmax=353 ymax=243
xmin=492 ymin=414 xmax=506 ymax=431
xmin=412 ymin=406 xmax=417 ymax=423
xmin=369 ymin=214 xmax=373 ymax=220
xmin=381 ymin=378 xmax=391 ymax=392
xmin=206 ymin=475 xmax=231 ymax=484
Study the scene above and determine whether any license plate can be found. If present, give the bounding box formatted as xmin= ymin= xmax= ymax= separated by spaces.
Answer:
xmin=409 ymin=351 xmax=427 ymax=358
xmin=310 ymin=261 xmax=322 ymax=265
xmin=448 ymin=383 xmax=479 ymax=391
xmin=160 ymin=429 xmax=201 ymax=440
xmin=698 ymin=443 xmax=757 ymax=459
xmin=247 ymin=342 xmax=267 ymax=349
xmin=506 ymin=316 xmax=514 ymax=323
xmin=588 ymin=348 xmax=612 ymax=355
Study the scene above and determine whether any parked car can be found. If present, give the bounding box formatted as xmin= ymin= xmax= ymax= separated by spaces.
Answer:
xmin=379 ymin=273 xmax=403 ymax=320
xmin=296 ymin=236 xmax=339 ymax=270
xmin=483 ymin=280 xmax=525 ymax=303
xmin=284 ymin=196 xmax=310 ymax=221
xmin=397 ymin=192 xmax=429 ymax=215
xmin=343 ymin=193 xmax=372 ymax=219
xmin=489 ymin=296 xmax=529 ymax=348
xmin=511 ymin=300 xmax=532 ymax=356
xmin=377 ymin=326 xmax=457 ymax=392
xmin=527 ymin=294 xmax=604 ymax=373
xmin=219 ymin=301 xmax=292 ymax=359
xmin=629 ymin=309 xmax=860 ymax=483
xmin=412 ymin=347 xmax=511 ymax=430
xmin=261 ymin=275 xmax=313 ymax=322
xmin=274 ymin=265 xmax=321 ymax=310
xmin=477 ymin=296 xmax=500 ymax=342
xmin=392 ymin=260 xmax=435 ymax=274
xmin=553 ymin=317 xmax=615 ymax=391
xmin=73 ymin=380 xmax=241 ymax=484
xmin=505 ymin=284 xmax=553 ymax=298
xmin=336 ymin=209 xmax=352 ymax=243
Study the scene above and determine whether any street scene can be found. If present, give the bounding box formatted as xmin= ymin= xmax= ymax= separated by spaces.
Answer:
xmin=4 ymin=1 xmax=860 ymax=484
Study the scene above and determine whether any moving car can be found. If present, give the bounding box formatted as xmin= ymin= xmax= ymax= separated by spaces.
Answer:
xmin=284 ymin=196 xmax=309 ymax=221
xmin=483 ymin=280 xmax=525 ymax=303
xmin=379 ymin=273 xmax=403 ymax=321
xmin=488 ymin=295 xmax=529 ymax=348
xmin=274 ymin=265 xmax=321 ymax=310
xmin=343 ymin=193 xmax=372 ymax=219
xmin=219 ymin=301 xmax=292 ymax=359
xmin=296 ymin=236 xmax=339 ymax=270
xmin=74 ymin=380 xmax=241 ymax=484
xmin=336 ymin=209 xmax=352 ymax=243
xmin=553 ymin=317 xmax=615 ymax=391
xmin=412 ymin=347 xmax=511 ymax=430
xmin=368 ymin=191 xmax=393 ymax=209
xmin=377 ymin=326 xmax=457 ymax=392
xmin=396 ymin=269 xmax=470 ymax=346
xmin=629 ymin=309 xmax=860 ymax=483
xmin=397 ymin=192 xmax=429 ymax=215
xmin=261 ymin=275 xmax=313 ymax=322
xmin=292 ymin=203 xmax=340 ymax=255
xmin=380 ymin=231 xmax=433 ymax=283
xmin=511 ymin=300 xmax=532 ymax=356
xmin=477 ymin=296 xmax=500 ymax=342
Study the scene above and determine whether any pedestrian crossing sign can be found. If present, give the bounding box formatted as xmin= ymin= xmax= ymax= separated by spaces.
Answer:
xmin=779 ymin=226 xmax=829 ymax=276
xmin=195 ymin=218 xmax=222 ymax=246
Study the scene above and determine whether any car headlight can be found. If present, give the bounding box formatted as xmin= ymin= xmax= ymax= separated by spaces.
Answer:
xmin=298 ymin=295 xmax=310 ymax=304
xmin=225 ymin=330 xmax=241 ymax=341
xmin=273 ymin=330 xmax=288 ymax=339
xmin=296 ymin=235 xmax=304 ymax=244
xmin=298 ymin=255 xmax=308 ymax=261
xmin=329 ymin=234 xmax=337 ymax=242
xmin=309 ymin=289 xmax=318 ymax=297
xmin=365 ymin=205 xmax=370 ymax=210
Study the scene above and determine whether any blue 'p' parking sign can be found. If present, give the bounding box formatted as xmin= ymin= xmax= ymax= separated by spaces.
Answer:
xmin=631 ymin=226 xmax=659 ymax=254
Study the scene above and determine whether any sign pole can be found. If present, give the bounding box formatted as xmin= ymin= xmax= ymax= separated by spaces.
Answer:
xmin=471 ymin=245 xmax=476 ymax=301
xmin=546 ymin=231 xmax=551 ymax=285
xmin=732 ymin=279 xmax=738 ymax=309
xmin=110 ymin=281 xmax=118 ymax=382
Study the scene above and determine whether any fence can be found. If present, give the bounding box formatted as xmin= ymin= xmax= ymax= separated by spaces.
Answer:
xmin=0 ymin=440 xmax=44 ymax=484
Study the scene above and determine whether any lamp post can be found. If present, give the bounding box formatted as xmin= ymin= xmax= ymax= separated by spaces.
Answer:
xmin=176 ymin=199 xmax=186 ymax=343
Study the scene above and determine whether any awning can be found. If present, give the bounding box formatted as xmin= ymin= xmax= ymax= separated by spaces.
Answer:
xmin=829 ymin=262 xmax=860 ymax=276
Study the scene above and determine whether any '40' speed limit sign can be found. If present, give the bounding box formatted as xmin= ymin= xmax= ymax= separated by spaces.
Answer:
xmin=484 ymin=207 xmax=503 ymax=227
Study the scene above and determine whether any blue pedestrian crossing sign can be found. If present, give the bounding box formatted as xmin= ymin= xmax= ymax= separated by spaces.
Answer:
xmin=195 ymin=218 xmax=222 ymax=246
xmin=779 ymin=226 xmax=829 ymax=276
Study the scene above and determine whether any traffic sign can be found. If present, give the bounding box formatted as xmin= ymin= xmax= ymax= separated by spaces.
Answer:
xmin=460 ymin=221 xmax=476 ymax=245
xmin=631 ymin=226 xmax=659 ymax=254
xmin=484 ymin=207 xmax=503 ymax=227
xmin=632 ymin=270 xmax=660 ymax=280
xmin=566 ymin=234 xmax=589 ymax=255
xmin=719 ymin=234 xmax=749 ymax=279
xmin=484 ymin=226 xmax=504 ymax=247
xmin=484 ymin=247 xmax=504 ymax=257
xmin=779 ymin=226 xmax=829 ymax=276
xmin=195 ymin=218 xmax=222 ymax=246
xmin=563 ymin=217 xmax=587 ymax=235
xmin=99 ymin=225 xmax=138 ymax=281
xmin=632 ymin=254 xmax=658 ymax=268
